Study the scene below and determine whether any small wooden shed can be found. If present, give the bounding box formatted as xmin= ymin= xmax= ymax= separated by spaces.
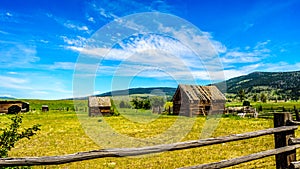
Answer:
xmin=88 ymin=96 xmax=111 ymax=116
xmin=42 ymin=105 xmax=49 ymax=112
xmin=0 ymin=101 xmax=29 ymax=114
xmin=172 ymin=84 xmax=225 ymax=117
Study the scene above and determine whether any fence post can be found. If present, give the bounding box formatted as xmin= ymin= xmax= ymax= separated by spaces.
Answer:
xmin=274 ymin=112 xmax=296 ymax=169
xmin=296 ymin=109 xmax=300 ymax=121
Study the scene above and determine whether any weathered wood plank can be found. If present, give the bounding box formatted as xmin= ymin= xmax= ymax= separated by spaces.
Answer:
xmin=291 ymin=161 xmax=300 ymax=169
xmin=0 ymin=125 xmax=297 ymax=166
xmin=274 ymin=113 xmax=296 ymax=169
xmin=288 ymin=120 xmax=300 ymax=126
xmin=295 ymin=109 xmax=300 ymax=121
xmin=289 ymin=137 xmax=300 ymax=145
xmin=179 ymin=145 xmax=300 ymax=169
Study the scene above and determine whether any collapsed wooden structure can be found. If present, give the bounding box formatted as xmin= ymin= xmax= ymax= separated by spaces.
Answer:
xmin=225 ymin=106 xmax=258 ymax=118
xmin=0 ymin=100 xmax=29 ymax=114
xmin=172 ymin=84 xmax=225 ymax=117
xmin=88 ymin=96 xmax=111 ymax=116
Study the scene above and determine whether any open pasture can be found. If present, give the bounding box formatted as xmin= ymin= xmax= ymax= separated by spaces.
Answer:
xmin=1 ymin=100 xmax=300 ymax=168
xmin=0 ymin=109 xmax=295 ymax=168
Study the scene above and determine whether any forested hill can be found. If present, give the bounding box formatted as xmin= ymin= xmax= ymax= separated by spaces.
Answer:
xmin=223 ymin=71 xmax=300 ymax=100
xmin=97 ymin=87 xmax=176 ymax=97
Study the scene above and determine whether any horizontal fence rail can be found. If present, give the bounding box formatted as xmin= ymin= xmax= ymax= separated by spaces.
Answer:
xmin=291 ymin=161 xmax=300 ymax=169
xmin=0 ymin=125 xmax=298 ymax=166
xmin=180 ymin=145 xmax=300 ymax=169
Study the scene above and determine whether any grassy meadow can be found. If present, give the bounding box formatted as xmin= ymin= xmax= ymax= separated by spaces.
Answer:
xmin=1 ymin=100 xmax=300 ymax=168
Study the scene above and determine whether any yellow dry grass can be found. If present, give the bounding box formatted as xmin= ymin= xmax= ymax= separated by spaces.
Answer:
xmin=1 ymin=110 xmax=299 ymax=168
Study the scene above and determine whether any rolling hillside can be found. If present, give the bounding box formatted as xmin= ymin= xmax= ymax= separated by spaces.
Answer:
xmin=71 ymin=70 xmax=300 ymax=101
xmin=97 ymin=87 xmax=177 ymax=97
xmin=223 ymin=71 xmax=300 ymax=100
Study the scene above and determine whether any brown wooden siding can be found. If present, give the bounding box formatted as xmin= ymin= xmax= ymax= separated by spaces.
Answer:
xmin=172 ymin=85 xmax=225 ymax=117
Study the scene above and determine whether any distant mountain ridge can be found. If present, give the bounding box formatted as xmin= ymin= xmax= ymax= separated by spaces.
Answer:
xmin=71 ymin=70 xmax=300 ymax=100
xmin=0 ymin=96 xmax=16 ymax=100
xmin=222 ymin=70 xmax=300 ymax=99
xmin=96 ymin=87 xmax=177 ymax=97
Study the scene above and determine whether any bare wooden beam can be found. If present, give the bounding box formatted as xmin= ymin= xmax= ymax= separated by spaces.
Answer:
xmin=289 ymin=137 xmax=300 ymax=145
xmin=0 ymin=125 xmax=297 ymax=166
xmin=179 ymin=145 xmax=300 ymax=169
xmin=291 ymin=161 xmax=300 ymax=169
xmin=274 ymin=113 xmax=296 ymax=169
xmin=288 ymin=120 xmax=300 ymax=126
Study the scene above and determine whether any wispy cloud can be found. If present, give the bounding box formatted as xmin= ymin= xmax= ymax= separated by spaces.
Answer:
xmin=260 ymin=62 xmax=300 ymax=72
xmin=0 ymin=30 xmax=9 ymax=35
xmin=86 ymin=0 xmax=173 ymax=23
xmin=6 ymin=12 xmax=12 ymax=17
xmin=87 ymin=16 xmax=95 ymax=23
xmin=221 ymin=40 xmax=271 ymax=64
xmin=0 ymin=75 xmax=32 ymax=90
xmin=0 ymin=42 xmax=39 ymax=68
xmin=64 ymin=22 xmax=89 ymax=31
xmin=0 ymin=72 xmax=73 ymax=99
xmin=49 ymin=62 xmax=76 ymax=70
xmin=61 ymin=35 xmax=87 ymax=47
xmin=46 ymin=13 xmax=91 ymax=34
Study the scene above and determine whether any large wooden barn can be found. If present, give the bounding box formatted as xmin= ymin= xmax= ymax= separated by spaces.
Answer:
xmin=172 ymin=84 xmax=225 ymax=117
xmin=0 ymin=101 xmax=29 ymax=114
xmin=88 ymin=96 xmax=111 ymax=116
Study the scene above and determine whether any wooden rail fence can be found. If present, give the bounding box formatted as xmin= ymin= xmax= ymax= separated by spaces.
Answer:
xmin=1 ymin=112 xmax=300 ymax=168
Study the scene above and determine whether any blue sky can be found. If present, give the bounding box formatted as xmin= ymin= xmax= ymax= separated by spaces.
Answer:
xmin=1 ymin=0 xmax=300 ymax=99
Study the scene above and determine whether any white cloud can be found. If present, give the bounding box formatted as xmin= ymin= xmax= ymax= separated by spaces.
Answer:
xmin=99 ymin=8 xmax=118 ymax=20
xmin=61 ymin=35 xmax=87 ymax=47
xmin=7 ymin=72 xmax=18 ymax=75
xmin=0 ymin=94 xmax=15 ymax=98
xmin=6 ymin=12 xmax=12 ymax=17
xmin=49 ymin=62 xmax=76 ymax=70
xmin=0 ymin=43 xmax=39 ymax=68
xmin=260 ymin=62 xmax=300 ymax=72
xmin=64 ymin=22 xmax=89 ymax=31
xmin=40 ymin=39 xmax=49 ymax=43
xmin=0 ymin=75 xmax=32 ymax=90
xmin=46 ymin=13 xmax=90 ymax=34
xmin=65 ymin=14 xmax=277 ymax=83
xmin=0 ymin=30 xmax=9 ymax=34
xmin=68 ymin=25 xmax=225 ymax=82
xmin=221 ymin=40 xmax=271 ymax=64
xmin=88 ymin=17 xmax=95 ymax=23
xmin=93 ymin=91 xmax=102 ymax=95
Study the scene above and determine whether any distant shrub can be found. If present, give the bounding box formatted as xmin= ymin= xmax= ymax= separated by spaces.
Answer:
xmin=164 ymin=102 xmax=173 ymax=114
xmin=110 ymin=99 xmax=120 ymax=116
xmin=243 ymin=101 xmax=251 ymax=107
xmin=260 ymin=93 xmax=267 ymax=103
xmin=130 ymin=97 xmax=152 ymax=110
xmin=0 ymin=114 xmax=41 ymax=169
xmin=222 ymin=114 xmax=242 ymax=119
xmin=258 ymin=105 xmax=263 ymax=112
xmin=119 ymin=101 xmax=126 ymax=108
xmin=282 ymin=106 xmax=286 ymax=112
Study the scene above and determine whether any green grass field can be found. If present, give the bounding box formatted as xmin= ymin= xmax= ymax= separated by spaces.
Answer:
xmin=1 ymin=100 xmax=300 ymax=168
xmin=226 ymin=100 xmax=300 ymax=111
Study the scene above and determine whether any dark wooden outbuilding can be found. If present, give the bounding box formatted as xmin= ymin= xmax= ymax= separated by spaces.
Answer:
xmin=172 ymin=84 xmax=225 ymax=117
xmin=88 ymin=97 xmax=111 ymax=116
xmin=0 ymin=101 xmax=29 ymax=114
xmin=42 ymin=105 xmax=49 ymax=112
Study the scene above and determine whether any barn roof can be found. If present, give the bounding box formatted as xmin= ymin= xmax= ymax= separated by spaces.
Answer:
xmin=174 ymin=84 xmax=226 ymax=102
xmin=0 ymin=100 xmax=28 ymax=104
xmin=88 ymin=97 xmax=111 ymax=107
